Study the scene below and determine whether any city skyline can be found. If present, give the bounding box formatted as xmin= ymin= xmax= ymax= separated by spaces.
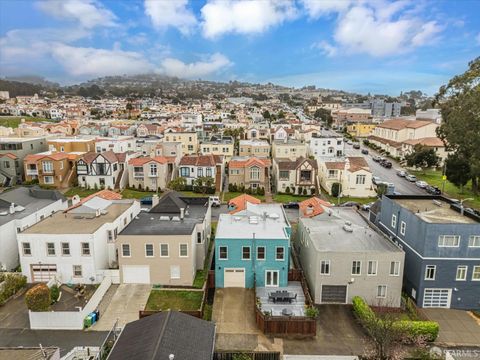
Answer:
xmin=1 ymin=0 xmax=480 ymax=94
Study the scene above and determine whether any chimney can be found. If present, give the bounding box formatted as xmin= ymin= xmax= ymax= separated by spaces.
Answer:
xmin=9 ymin=203 xmax=15 ymax=214
xmin=152 ymin=194 xmax=159 ymax=207
xmin=180 ymin=207 xmax=185 ymax=220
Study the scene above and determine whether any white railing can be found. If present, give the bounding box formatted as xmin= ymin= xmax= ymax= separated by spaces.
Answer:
xmin=26 ymin=169 xmax=38 ymax=175
xmin=29 ymin=275 xmax=112 ymax=330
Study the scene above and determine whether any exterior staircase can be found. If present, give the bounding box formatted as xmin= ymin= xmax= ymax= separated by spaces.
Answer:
xmin=114 ymin=168 xmax=124 ymax=190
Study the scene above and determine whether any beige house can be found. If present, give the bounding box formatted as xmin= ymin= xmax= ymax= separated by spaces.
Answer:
xmin=117 ymin=192 xmax=211 ymax=285
xmin=318 ymin=157 xmax=376 ymax=198
xmin=128 ymin=156 xmax=175 ymax=191
xmin=228 ymin=156 xmax=271 ymax=190
xmin=200 ymin=138 xmax=234 ymax=161
xmin=401 ymin=137 xmax=448 ymax=164
xmin=164 ymin=131 xmax=198 ymax=155
xmin=273 ymin=157 xmax=317 ymax=194
xmin=272 ymin=139 xmax=308 ymax=161
xmin=238 ymin=139 xmax=270 ymax=158
xmin=47 ymin=138 xmax=95 ymax=153
xmin=369 ymin=119 xmax=439 ymax=158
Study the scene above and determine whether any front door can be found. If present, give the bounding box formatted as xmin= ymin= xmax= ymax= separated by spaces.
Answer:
xmin=265 ymin=270 xmax=279 ymax=287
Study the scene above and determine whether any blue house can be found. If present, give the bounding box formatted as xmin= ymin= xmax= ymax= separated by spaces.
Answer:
xmin=215 ymin=203 xmax=291 ymax=288
xmin=376 ymin=195 xmax=480 ymax=310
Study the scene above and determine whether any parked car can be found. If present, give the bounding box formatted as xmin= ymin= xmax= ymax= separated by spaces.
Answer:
xmin=340 ymin=201 xmax=360 ymax=207
xmin=415 ymin=180 xmax=428 ymax=188
xmin=353 ymin=143 xmax=361 ymax=149
xmin=426 ymin=185 xmax=441 ymax=195
xmin=372 ymin=176 xmax=381 ymax=185
xmin=380 ymin=160 xmax=392 ymax=168
xmin=361 ymin=149 xmax=369 ymax=155
xmin=140 ymin=196 xmax=152 ymax=205
xmin=396 ymin=170 xmax=406 ymax=177
xmin=372 ymin=155 xmax=382 ymax=162
xmin=283 ymin=202 xmax=299 ymax=209
xmin=347 ymin=140 xmax=353 ymax=145
xmin=209 ymin=196 xmax=221 ymax=207
xmin=361 ymin=202 xmax=375 ymax=211
xmin=405 ymin=174 xmax=417 ymax=182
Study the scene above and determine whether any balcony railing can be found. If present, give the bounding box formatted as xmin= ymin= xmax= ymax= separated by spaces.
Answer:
xmin=26 ymin=169 xmax=38 ymax=176
xmin=134 ymin=172 xmax=144 ymax=178
xmin=39 ymin=169 xmax=55 ymax=175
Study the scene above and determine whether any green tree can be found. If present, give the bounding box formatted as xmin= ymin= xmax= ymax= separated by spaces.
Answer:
xmin=314 ymin=108 xmax=333 ymax=127
xmin=445 ymin=153 xmax=471 ymax=193
xmin=436 ymin=57 xmax=480 ymax=193
xmin=126 ymin=102 xmax=133 ymax=118
xmin=25 ymin=283 xmax=51 ymax=311
xmin=404 ymin=145 xmax=440 ymax=170
xmin=331 ymin=182 xmax=342 ymax=197
xmin=168 ymin=177 xmax=186 ymax=191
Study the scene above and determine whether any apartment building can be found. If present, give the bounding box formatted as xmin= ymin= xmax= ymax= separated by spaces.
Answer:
xmin=200 ymin=137 xmax=234 ymax=161
xmin=128 ymin=156 xmax=174 ymax=191
xmin=272 ymin=139 xmax=308 ymax=161
xmin=179 ymin=154 xmax=224 ymax=192
xmin=95 ymin=136 xmax=136 ymax=153
xmin=47 ymin=137 xmax=95 ymax=153
xmin=164 ymin=131 xmax=198 ymax=155
xmin=308 ymin=132 xmax=344 ymax=160
xmin=17 ymin=192 xmax=140 ymax=283
xmin=346 ymin=123 xmax=376 ymax=138
xmin=239 ymin=139 xmax=270 ymax=158
xmin=228 ymin=156 xmax=271 ymax=190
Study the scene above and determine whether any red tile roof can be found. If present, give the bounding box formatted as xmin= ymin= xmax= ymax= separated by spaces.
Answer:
xmin=65 ymin=189 xmax=122 ymax=211
xmin=0 ymin=153 xmax=17 ymax=160
xmin=402 ymin=137 xmax=445 ymax=147
xmin=377 ymin=119 xmax=433 ymax=130
xmin=129 ymin=156 xmax=170 ymax=166
xmin=228 ymin=194 xmax=261 ymax=214
xmin=299 ymin=197 xmax=333 ymax=218
xmin=229 ymin=157 xmax=271 ymax=169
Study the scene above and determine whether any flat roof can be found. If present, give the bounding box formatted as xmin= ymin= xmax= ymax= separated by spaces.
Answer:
xmin=22 ymin=202 xmax=133 ymax=234
xmin=393 ymin=198 xmax=478 ymax=224
xmin=301 ymin=209 xmax=402 ymax=253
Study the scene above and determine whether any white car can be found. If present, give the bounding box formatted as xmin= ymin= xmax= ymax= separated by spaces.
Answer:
xmin=415 ymin=180 xmax=428 ymax=188
xmin=347 ymin=140 xmax=353 ymax=145
xmin=209 ymin=196 xmax=221 ymax=207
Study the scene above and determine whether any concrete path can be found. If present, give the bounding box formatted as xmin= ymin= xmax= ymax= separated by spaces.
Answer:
xmin=91 ymin=284 xmax=151 ymax=331
xmin=421 ymin=308 xmax=480 ymax=346
xmin=212 ymin=288 xmax=281 ymax=352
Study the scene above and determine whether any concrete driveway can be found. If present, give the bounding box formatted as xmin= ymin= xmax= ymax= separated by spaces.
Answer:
xmin=92 ymin=284 xmax=151 ymax=331
xmin=212 ymin=288 xmax=281 ymax=352
xmin=283 ymin=305 xmax=367 ymax=356
xmin=0 ymin=289 xmax=30 ymax=329
xmin=421 ymin=308 xmax=480 ymax=346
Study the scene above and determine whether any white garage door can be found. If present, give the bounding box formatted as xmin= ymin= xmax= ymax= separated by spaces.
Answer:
xmin=423 ymin=288 xmax=451 ymax=308
xmin=31 ymin=264 xmax=57 ymax=282
xmin=224 ymin=268 xmax=245 ymax=288
xmin=122 ymin=265 xmax=150 ymax=284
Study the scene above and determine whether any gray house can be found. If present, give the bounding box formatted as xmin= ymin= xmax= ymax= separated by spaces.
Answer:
xmin=376 ymin=195 xmax=480 ymax=310
xmin=0 ymin=137 xmax=48 ymax=185
xmin=297 ymin=207 xmax=404 ymax=307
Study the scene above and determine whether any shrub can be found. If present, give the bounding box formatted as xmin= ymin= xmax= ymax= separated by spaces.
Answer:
xmin=395 ymin=321 xmax=439 ymax=342
xmin=352 ymin=296 xmax=376 ymax=322
xmin=297 ymin=187 xmax=303 ymax=195
xmin=302 ymin=187 xmax=307 ymax=195
xmin=310 ymin=187 xmax=316 ymax=195
xmin=25 ymin=283 xmax=51 ymax=311
xmin=305 ymin=306 xmax=319 ymax=318
xmin=50 ymin=284 xmax=60 ymax=303
xmin=285 ymin=186 xmax=291 ymax=194
xmin=331 ymin=182 xmax=342 ymax=197
xmin=0 ymin=273 xmax=27 ymax=305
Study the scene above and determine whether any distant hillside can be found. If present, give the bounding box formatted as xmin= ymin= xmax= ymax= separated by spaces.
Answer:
xmin=4 ymin=75 xmax=60 ymax=88
xmin=0 ymin=79 xmax=46 ymax=97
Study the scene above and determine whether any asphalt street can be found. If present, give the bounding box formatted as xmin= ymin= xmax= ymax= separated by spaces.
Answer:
xmin=344 ymin=142 xmax=426 ymax=195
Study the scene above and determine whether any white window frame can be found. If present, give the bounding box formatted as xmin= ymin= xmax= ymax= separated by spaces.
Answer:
xmin=73 ymin=265 xmax=82 ymax=277
xmin=170 ymin=265 xmax=181 ymax=280
xmin=438 ymin=235 xmax=460 ymax=247
xmin=367 ymin=260 xmax=378 ymax=276
xmin=377 ymin=285 xmax=387 ymax=298
xmin=456 ymin=266 xmax=467 ymax=281
xmin=356 ymin=174 xmax=366 ymax=185
xmin=425 ymin=265 xmax=436 ymax=280
xmin=256 ymin=246 xmax=265 ymax=260
xmin=43 ymin=176 xmax=54 ymax=184
xmin=275 ymin=246 xmax=285 ymax=261
xmin=145 ymin=244 xmax=154 ymax=257
xmin=46 ymin=242 xmax=55 ymax=256
xmin=81 ymin=242 xmax=90 ymax=256
xmin=122 ymin=244 xmax=131 ymax=257
xmin=391 ymin=214 xmax=397 ymax=228
xmin=468 ymin=235 xmax=480 ymax=248
xmin=179 ymin=244 xmax=188 ymax=257
xmin=352 ymin=260 xmax=361 ymax=275
xmin=160 ymin=244 xmax=169 ymax=257
xmin=242 ymin=246 xmax=251 ymax=260
xmin=61 ymin=242 xmax=70 ymax=256
xmin=219 ymin=246 xmax=228 ymax=260
xmin=390 ymin=261 xmax=400 ymax=276
xmin=400 ymin=221 xmax=406 ymax=235
xmin=320 ymin=260 xmax=330 ymax=275
xmin=472 ymin=266 xmax=480 ymax=281
xmin=22 ymin=242 xmax=31 ymax=256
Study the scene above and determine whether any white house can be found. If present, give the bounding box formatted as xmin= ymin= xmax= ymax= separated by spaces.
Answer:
xmin=309 ymin=132 xmax=344 ymax=160
xmin=179 ymin=154 xmax=224 ymax=192
xmin=95 ymin=136 xmax=136 ymax=153
xmin=17 ymin=192 xmax=140 ymax=284
xmin=0 ymin=187 xmax=67 ymax=271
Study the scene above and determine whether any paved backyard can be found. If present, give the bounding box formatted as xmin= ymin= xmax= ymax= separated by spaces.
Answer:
xmin=0 ymin=289 xmax=30 ymax=329
xmin=92 ymin=284 xmax=151 ymax=331
xmin=283 ymin=305 xmax=367 ymax=356
xmin=212 ymin=287 xmax=281 ymax=352
xmin=421 ymin=308 xmax=480 ymax=346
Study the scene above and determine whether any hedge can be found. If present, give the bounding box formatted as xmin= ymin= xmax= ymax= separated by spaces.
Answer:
xmin=351 ymin=296 xmax=439 ymax=342
xmin=25 ymin=283 xmax=51 ymax=311
xmin=0 ymin=273 xmax=27 ymax=305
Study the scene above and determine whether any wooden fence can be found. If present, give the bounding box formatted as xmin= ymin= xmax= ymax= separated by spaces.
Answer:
xmin=208 ymin=270 xmax=215 ymax=289
xmin=254 ymin=306 xmax=316 ymax=336
xmin=213 ymin=351 xmax=280 ymax=360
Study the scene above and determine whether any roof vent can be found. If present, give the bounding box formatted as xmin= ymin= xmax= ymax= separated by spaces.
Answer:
xmin=343 ymin=224 xmax=354 ymax=232
xmin=159 ymin=216 xmax=170 ymax=221
xmin=234 ymin=216 xmax=242 ymax=221
xmin=0 ymin=211 xmax=9 ymax=216
xmin=269 ymin=213 xmax=280 ymax=220
xmin=172 ymin=216 xmax=181 ymax=222
xmin=249 ymin=216 xmax=258 ymax=224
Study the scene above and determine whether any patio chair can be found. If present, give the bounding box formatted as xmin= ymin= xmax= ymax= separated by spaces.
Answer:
xmin=293 ymin=293 xmax=297 ymax=303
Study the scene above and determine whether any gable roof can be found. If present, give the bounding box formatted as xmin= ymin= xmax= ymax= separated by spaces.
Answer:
xmin=377 ymin=119 xmax=433 ymax=130
xmin=0 ymin=153 xmax=17 ymax=160
xmin=278 ymin=157 xmax=317 ymax=171
xmin=228 ymin=193 xmax=261 ymax=214
xmin=107 ymin=311 xmax=215 ymax=360
xmin=179 ymin=154 xmax=223 ymax=167
xmin=299 ymin=197 xmax=333 ymax=218
xmin=347 ymin=156 xmax=370 ymax=172
xmin=150 ymin=191 xmax=186 ymax=214
xmin=129 ymin=156 xmax=170 ymax=166
xmin=79 ymin=151 xmax=119 ymax=164
xmin=229 ymin=157 xmax=271 ymax=169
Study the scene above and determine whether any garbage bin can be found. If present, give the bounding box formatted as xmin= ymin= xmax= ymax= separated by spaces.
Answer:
xmin=94 ymin=310 xmax=100 ymax=320
xmin=90 ymin=312 xmax=97 ymax=324
xmin=84 ymin=315 xmax=93 ymax=328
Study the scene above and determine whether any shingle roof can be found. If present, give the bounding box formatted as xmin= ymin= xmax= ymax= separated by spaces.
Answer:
xmin=107 ymin=311 xmax=215 ymax=360
xmin=80 ymin=151 xmax=119 ymax=164
xmin=277 ymin=157 xmax=317 ymax=171
xmin=150 ymin=191 xmax=186 ymax=214
xmin=179 ymin=154 xmax=223 ymax=167
xmin=347 ymin=157 xmax=370 ymax=172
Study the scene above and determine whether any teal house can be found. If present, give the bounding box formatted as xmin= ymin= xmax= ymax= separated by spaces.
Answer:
xmin=215 ymin=203 xmax=291 ymax=288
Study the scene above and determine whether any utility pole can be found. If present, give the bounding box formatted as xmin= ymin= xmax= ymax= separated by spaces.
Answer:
xmin=441 ymin=162 xmax=447 ymax=193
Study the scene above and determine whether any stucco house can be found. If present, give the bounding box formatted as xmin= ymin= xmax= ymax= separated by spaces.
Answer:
xmin=228 ymin=156 xmax=271 ymax=191
xmin=272 ymin=157 xmax=317 ymax=194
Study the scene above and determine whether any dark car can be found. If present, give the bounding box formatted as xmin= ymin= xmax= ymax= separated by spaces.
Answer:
xmin=140 ymin=196 xmax=153 ymax=205
xmin=340 ymin=201 xmax=360 ymax=207
xmin=353 ymin=143 xmax=361 ymax=149
xmin=426 ymin=185 xmax=441 ymax=195
xmin=283 ymin=202 xmax=299 ymax=209
xmin=380 ymin=160 xmax=392 ymax=168
xmin=361 ymin=149 xmax=369 ymax=155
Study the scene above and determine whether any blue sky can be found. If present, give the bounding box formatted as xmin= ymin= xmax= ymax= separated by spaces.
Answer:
xmin=0 ymin=0 xmax=479 ymax=95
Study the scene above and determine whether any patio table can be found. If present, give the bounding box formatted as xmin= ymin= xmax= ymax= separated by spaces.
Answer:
xmin=269 ymin=291 xmax=296 ymax=303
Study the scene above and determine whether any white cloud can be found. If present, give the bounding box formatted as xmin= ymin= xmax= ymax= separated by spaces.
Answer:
xmin=309 ymin=1 xmax=443 ymax=57
xmin=37 ymin=0 xmax=117 ymax=28
xmin=300 ymin=0 xmax=352 ymax=18
xmin=51 ymin=45 xmax=153 ymax=77
xmin=158 ymin=53 xmax=232 ymax=78
xmin=144 ymin=0 xmax=197 ymax=35
xmin=311 ymin=41 xmax=337 ymax=57
xmin=201 ymin=0 xmax=298 ymax=38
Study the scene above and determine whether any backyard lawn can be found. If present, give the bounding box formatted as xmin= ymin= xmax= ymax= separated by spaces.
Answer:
xmin=121 ymin=188 xmax=155 ymax=199
xmin=411 ymin=169 xmax=480 ymax=209
xmin=145 ymin=290 xmax=203 ymax=311
xmin=222 ymin=191 xmax=265 ymax=202
xmin=193 ymin=270 xmax=207 ymax=289
xmin=0 ymin=116 xmax=54 ymax=128
xmin=273 ymin=194 xmax=310 ymax=203
xmin=63 ymin=187 xmax=98 ymax=198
